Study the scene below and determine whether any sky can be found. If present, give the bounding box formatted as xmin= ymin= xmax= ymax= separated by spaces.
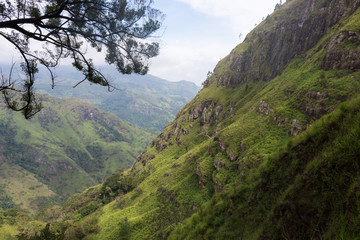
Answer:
xmin=148 ymin=0 xmax=282 ymax=85
xmin=0 ymin=0 xmax=282 ymax=86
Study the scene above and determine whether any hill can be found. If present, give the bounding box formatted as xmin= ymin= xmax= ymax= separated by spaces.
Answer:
xmin=0 ymin=95 xmax=153 ymax=213
xmin=1 ymin=0 xmax=360 ymax=239
xmin=33 ymin=67 xmax=201 ymax=132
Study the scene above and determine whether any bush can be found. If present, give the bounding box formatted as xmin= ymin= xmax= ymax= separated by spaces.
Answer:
xmin=100 ymin=169 xmax=138 ymax=203
xmin=79 ymin=201 xmax=100 ymax=217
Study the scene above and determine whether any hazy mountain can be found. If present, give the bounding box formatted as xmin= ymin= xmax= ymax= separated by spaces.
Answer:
xmin=33 ymin=66 xmax=201 ymax=132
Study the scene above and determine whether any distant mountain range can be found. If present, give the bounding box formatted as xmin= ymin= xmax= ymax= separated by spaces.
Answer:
xmin=33 ymin=65 xmax=201 ymax=132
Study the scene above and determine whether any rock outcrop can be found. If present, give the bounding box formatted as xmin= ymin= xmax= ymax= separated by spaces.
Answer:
xmin=321 ymin=30 xmax=360 ymax=70
xmin=188 ymin=100 xmax=226 ymax=126
xmin=205 ymin=0 xmax=360 ymax=88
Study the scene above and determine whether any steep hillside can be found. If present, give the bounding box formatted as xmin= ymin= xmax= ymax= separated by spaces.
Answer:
xmin=171 ymin=92 xmax=360 ymax=240
xmin=0 ymin=95 xmax=153 ymax=212
xmin=2 ymin=0 xmax=360 ymax=239
xmin=33 ymin=67 xmax=201 ymax=132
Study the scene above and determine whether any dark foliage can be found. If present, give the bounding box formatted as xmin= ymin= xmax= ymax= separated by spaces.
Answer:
xmin=0 ymin=0 xmax=163 ymax=118
xmin=100 ymin=169 xmax=137 ymax=203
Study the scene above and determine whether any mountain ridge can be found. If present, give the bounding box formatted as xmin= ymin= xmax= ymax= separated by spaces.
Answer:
xmin=204 ymin=0 xmax=360 ymax=87
xmin=1 ymin=0 xmax=360 ymax=239
xmin=33 ymin=66 xmax=201 ymax=132
xmin=0 ymin=64 xmax=200 ymax=132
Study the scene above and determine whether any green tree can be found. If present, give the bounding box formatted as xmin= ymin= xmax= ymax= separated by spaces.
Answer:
xmin=0 ymin=0 xmax=163 ymax=118
xmin=274 ymin=0 xmax=283 ymax=11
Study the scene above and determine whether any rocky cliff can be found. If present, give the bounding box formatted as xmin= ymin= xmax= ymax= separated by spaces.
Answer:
xmin=204 ymin=0 xmax=360 ymax=87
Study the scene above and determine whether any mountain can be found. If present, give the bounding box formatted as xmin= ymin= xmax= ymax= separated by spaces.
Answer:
xmin=1 ymin=0 xmax=360 ymax=239
xmin=0 ymin=95 xmax=154 ymax=213
xmin=33 ymin=66 xmax=201 ymax=132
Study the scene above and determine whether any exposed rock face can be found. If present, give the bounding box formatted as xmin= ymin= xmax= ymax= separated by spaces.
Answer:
xmin=188 ymin=102 xmax=204 ymax=121
xmin=227 ymin=151 xmax=237 ymax=162
xmin=188 ymin=100 xmax=213 ymax=122
xmin=222 ymin=106 xmax=233 ymax=120
xmin=274 ymin=116 xmax=286 ymax=126
xmin=167 ymin=122 xmax=180 ymax=141
xmin=299 ymin=90 xmax=330 ymax=119
xmin=133 ymin=152 xmax=156 ymax=167
xmin=200 ymin=107 xmax=209 ymax=126
xmin=182 ymin=128 xmax=189 ymax=135
xmin=213 ymin=158 xmax=229 ymax=172
xmin=196 ymin=165 xmax=206 ymax=189
xmin=207 ymin=0 xmax=360 ymax=88
xmin=155 ymin=139 xmax=167 ymax=151
xmin=259 ymin=100 xmax=273 ymax=115
xmin=321 ymin=30 xmax=360 ymax=70
xmin=212 ymin=105 xmax=224 ymax=125
xmin=216 ymin=138 xmax=239 ymax=162
xmin=306 ymin=91 xmax=328 ymax=100
xmin=150 ymin=119 xmax=194 ymax=152
xmin=290 ymin=119 xmax=302 ymax=136
xmin=188 ymin=100 xmax=225 ymax=126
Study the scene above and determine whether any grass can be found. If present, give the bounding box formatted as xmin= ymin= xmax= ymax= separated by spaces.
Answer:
xmin=0 ymin=163 xmax=55 ymax=214
xmin=170 ymin=95 xmax=360 ymax=239
xmin=0 ymin=95 xmax=154 ymax=211
xmin=0 ymin=224 xmax=18 ymax=240
xmin=83 ymin=2 xmax=360 ymax=238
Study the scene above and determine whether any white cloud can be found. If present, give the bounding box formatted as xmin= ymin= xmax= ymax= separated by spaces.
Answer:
xmin=176 ymin=0 xmax=249 ymax=18
xmin=176 ymin=0 xmax=280 ymax=16
xmin=149 ymin=39 xmax=227 ymax=85
xmin=0 ymin=0 xmax=285 ymax=86
xmin=176 ymin=0 xmax=281 ymax=33
xmin=146 ymin=0 xmax=285 ymax=85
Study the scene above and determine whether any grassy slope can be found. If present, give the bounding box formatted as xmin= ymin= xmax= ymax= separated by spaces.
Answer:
xmin=0 ymin=95 xmax=154 ymax=213
xmin=3 ymin=0 xmax=360 ymax=239
xmin=0 ymin=164 xmax=56 ymax=211
xmin=51 ymin=1 xmax=360 ymax=239
xmin=170 ymin=93 xmax=360 ymax=240
xmin=169 ymin=3 xmax=360 ymax=239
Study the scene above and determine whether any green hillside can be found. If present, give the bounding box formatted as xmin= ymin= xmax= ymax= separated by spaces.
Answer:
xmin=0 ymin=95 xmax=153 ymax=213
xmin=171 ymin=94 xmax=360 ymax=239
xmin=1 ymin=0 xmax=360 ymax=239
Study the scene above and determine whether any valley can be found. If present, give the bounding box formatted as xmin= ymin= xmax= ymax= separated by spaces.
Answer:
xmin=0 ymin=95 xmax=154 ymax=212
xmin=34 ymin=67 xmax=201 ymax=132
xmin=0 ymin=66 xmax=199 ymax=214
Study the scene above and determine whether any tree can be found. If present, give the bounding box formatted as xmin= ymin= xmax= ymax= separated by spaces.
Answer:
xmin=0 ymin=0 xmax=163 ymax=118
xmin=274 ymin=3 xmax=280 ymax=11
xmin=274 ymin=0 xmax=283 ymax=11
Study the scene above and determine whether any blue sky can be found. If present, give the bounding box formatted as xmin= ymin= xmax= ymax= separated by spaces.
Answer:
xmin=148 ymin=0 xmax=283 ymax=85
xmin=0 ymin=0 xmax=283 ymax=86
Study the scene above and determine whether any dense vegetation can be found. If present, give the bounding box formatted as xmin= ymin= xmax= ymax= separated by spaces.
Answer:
xmin=0 ymin=95 xmax=154 ymax=213
xmin=171 ymin=95 xmax=360 ymax=239
xmin=0 ymin=0 xmax=162 ymax=119
xmin=1 ymin=0 xmax=360 ymax=239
